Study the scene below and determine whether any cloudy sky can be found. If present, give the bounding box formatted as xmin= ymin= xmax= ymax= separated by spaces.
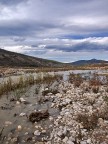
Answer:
xmin=0 ymin=0 xmax=108 ymax=62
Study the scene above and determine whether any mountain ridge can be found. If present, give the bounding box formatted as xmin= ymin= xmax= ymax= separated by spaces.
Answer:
xmin=0 ymin=48 xmax=65 ymax=67
xmin=70 ymin=59 xmax=108 ymax=66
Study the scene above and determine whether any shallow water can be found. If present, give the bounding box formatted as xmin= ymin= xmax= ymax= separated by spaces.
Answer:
xmin=0 ymin=82 xmax=59 ymax=143
xmin=1 ymin=69 xmax=107 ymax=84
xmin=0 ymin=69 xmax=108 ymax=143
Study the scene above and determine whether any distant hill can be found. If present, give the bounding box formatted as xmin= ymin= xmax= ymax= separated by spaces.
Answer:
xmin=70 ymin=59 xmax=108 ymax=66
xmin=0 ymin=48 xmax=65 ymax=67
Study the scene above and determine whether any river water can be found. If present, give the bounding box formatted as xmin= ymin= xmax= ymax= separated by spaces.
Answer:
xmin=0 ymin=69 xmax=108 ymax=84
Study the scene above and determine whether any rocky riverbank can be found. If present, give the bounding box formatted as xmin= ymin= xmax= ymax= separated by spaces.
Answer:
xmin=0 ymin=73 xmax=108 ymax=144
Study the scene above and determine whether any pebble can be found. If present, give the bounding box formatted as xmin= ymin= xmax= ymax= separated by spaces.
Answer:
xmin=63 ymin=137 xmax=68 ymax=143
xmin=19 ymin=112 xmax=26 ymax=116
xmin=16 ymin=101 xmax=20 ymax=105
xmin=65 ymin=98 xmax=71 ymax=104
xmin=98 ymin=118 xmax=104 ymax=126
xmin=20 ymin=97 xmax=26 ymax=102
xmin=87 ymin=139 xmax=91 ymax=144
xmin=25 ymin=132 xmax=29 ymax=135
xmin=51 ymin=103 xmax=55 ymax=108
xmin=57 ymin=131 xmax=63 ymax=137
xmin=67 ymin=140 xmax=74 ymax=144
xmin=5 ymin=121 xmax=12 ymax=125
xmin=49 ymin=116 xmax=53 ymax=121
xmin=34 ymin=130 xmax=41 ymax=136
xmin=17 ymin=125 xmax=22 ymax=131
xmin=11 ymin=137 xmax=18 ymax=143
xmin=42 ymin=130 xmax=46 ymax=133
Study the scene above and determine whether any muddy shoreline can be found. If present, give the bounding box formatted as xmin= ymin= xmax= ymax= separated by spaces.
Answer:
xmin=0 ymin=72 xmax=108 ymax=143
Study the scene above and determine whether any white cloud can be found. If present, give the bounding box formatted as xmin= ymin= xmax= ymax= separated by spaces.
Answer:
xmin=0 ymin=0 xmax=108 ymax=62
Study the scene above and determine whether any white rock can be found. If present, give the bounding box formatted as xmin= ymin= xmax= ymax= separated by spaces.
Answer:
xmin=49 ymin=116 xmax=53 ymax=121
xmin=25 ymin=132 xmax=29 ymax=135
xmin=20 ymin=97 xmax=26 ymax=102
xmin=17 ymin=125 xmax=22 ymax=131
xmin=45 ymin=88 xmax=48 ymax=91
xmin=34 ymin=130 xmax=41 ymax=136
xmin=57 ymin=116 xmax=62 ymax=119
xmin=42 ymin=130 xmax=46 ymax=133
xmin=67 ymin=140 xmax=74 ymax=144
xmin=63 ymin=137 xmax=68 ymax=143
xmin=63 ymin=127 xmax=67 ymax=135
xmin=35 ymin=125 xmax=39 ymax=129
xmin=65 ymin=98 xmax=71 ymax=104
xmin=98 ymin=118 xmax=104 ymax=126
xmin=49 ymin=125 xmax=53 ymax=128
xmin=16 ymin=101 xmax=20 ymax=105
xmin=87 ymin=139 xmax=91 ymax=144
xmin=51 ymin=103 xmax=55 ymax=108
xmin=5 ymin=121 xmax=12 ymax=125
xmin=65 ymin=112 xmax=70 ymax=115
xmin=80 ymin=141 xmax=87 ymax=144
xmin=56 ymin=93 xmax=62 ymax=97
xmin=54 ymin=121 xmax=58 ymax=126
xmin=19 ymin=113 xmax=26 ymax=117
xmin=11 ymin=138 xmax=18 ymax=143
xmin=57 ymin=131 xmax=63 ymax=137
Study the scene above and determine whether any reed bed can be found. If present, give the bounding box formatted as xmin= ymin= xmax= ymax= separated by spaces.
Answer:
xmin=0 ymin=73 xmax=63 ymax=97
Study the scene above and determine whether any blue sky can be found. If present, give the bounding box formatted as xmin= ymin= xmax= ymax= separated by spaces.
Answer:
xmin=0 ymin=0 xmax=108 ymax=62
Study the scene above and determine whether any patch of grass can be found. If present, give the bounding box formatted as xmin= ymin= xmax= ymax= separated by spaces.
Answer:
xmin=68 ymin=73 xmax=84 ymax=87
xmin=0 ymin=73 xmax=63 ymax=97
xmin=0 ymin=77 xmax=13 ymax=96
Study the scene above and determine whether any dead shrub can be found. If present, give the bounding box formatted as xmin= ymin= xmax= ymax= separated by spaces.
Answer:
xmin=76 ymin=112 xmax=98 ymax=130
xmin=69 ymin=73 xmax=84 ymax=87
xmin=29 ymin=110 xmax=49 ymax=123
xmin=89 ymin=73 xmax=102 ymax=86
xmin=92 ymin=86 xmax=99 ymax=93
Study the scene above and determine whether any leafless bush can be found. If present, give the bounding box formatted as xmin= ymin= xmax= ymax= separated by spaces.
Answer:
xmin=89 ymin=73 xmax=102 ymax=86
xmin=92 ymin=86 xmax=99 ymax=93
xmin=76 ymin=112 xmax=98 ymax=130
xmin=69 ymin=73 xmax=84 ymax=87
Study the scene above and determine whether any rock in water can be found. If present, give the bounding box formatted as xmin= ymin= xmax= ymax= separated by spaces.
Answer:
xmin=17 ymin=125 xmax=22 ymax=131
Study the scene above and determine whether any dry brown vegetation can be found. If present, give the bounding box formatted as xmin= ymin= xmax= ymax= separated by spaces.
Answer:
xmin=68 ymin=73 xmax=84 ymax=87
xmin=0 ymin=73 xmax=63 ymax=97
xmin=77 ymin=112 xmax=98 ymax=130
xmin=89 ymin=73 xmax=102 ymax=86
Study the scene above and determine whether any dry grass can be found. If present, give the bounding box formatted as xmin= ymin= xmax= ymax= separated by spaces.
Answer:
xmin=0 ymin=73 xmax=63 ymax=97
xmin=76 ymin=112 xmax=98 ymax=130
xmin=89 ymin=73 xmax=102 ymax=86
xmin=68 ymin=73 xmax=84 ymax=87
